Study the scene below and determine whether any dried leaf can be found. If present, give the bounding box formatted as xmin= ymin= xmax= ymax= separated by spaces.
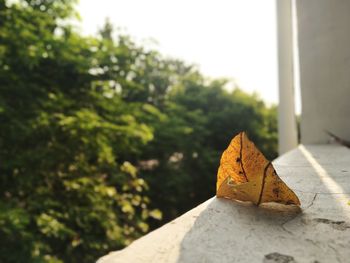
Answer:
xmin=216 ymin=132 xmax=300 ymax=206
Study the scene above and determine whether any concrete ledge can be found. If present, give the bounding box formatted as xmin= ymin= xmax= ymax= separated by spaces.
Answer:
xmin=98 ymin=144 xmax=350 ymax=263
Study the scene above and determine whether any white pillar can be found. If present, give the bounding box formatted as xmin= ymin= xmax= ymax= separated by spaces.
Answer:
xmin=276 ymin=0 xmax=298 ymax=155
xmin=296 ymin=0 xmax=350 ymax=144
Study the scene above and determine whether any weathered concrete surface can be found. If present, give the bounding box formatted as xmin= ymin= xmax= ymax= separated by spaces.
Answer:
xmin=98 ymin=144 xmax=350 ymax=263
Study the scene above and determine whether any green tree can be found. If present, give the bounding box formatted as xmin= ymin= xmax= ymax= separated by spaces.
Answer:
xmin=0 ymin=1 xmax=161 ymax=262
xmin=0 ymin=0 xmax=278 ymax=262
xmin=142 ymin=73 xmax=278 ymax=223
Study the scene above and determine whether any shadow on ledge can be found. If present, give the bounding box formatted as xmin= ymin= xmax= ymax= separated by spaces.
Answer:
xmin=176 ymin=197 xmax=303 ymax=263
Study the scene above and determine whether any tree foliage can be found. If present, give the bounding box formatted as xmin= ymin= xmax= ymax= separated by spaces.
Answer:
xmin=0 ymin=0 xmax=278 ymax=262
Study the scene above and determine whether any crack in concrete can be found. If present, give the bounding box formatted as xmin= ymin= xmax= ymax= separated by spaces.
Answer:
xmin=328 ymin=243 xmax=342 ymax=263
xmin=305 ymin=238 xmax=321 ymax=249
xmin=280 ymin=224 xmax=294 ymax=236
xmin=280 ymin=212 xmax=302 ymax=236
xmin=313 ymin=218 xmax=350 ymax=231
xmin=305 ymin=193 xmax=318 ymax=210
xmin=279 ymin=193 xmax=319 ymax=235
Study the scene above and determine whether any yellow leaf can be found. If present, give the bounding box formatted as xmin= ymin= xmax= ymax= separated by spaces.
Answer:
xmin=216 ymin=132 xmax=300 ymax=206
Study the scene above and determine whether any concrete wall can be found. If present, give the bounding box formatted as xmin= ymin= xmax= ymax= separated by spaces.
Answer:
xmin=296 ymin=0 xmax=350 ymax=144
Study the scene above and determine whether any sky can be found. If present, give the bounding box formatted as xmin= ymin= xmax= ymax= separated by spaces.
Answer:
xmin=77 ymin=0 xmax=279 ymax=106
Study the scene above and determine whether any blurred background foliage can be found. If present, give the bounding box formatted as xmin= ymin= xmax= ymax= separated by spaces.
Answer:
xmin=0 ymin=0 xmax=278 ymax=262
